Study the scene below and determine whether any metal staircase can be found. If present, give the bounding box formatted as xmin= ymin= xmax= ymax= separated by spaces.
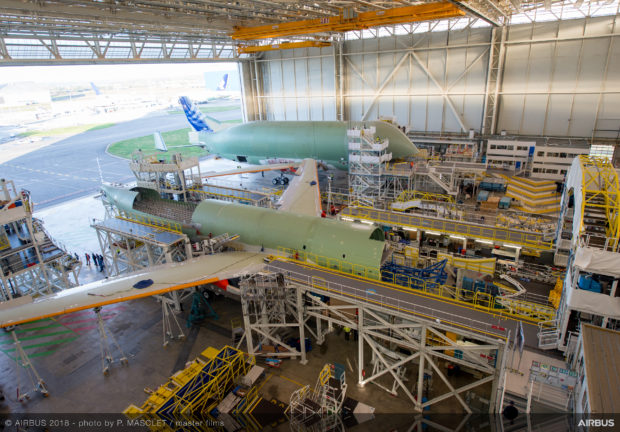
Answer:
xmin=288 ymin=364 xmax=347 ymax=430
xmin=582 ymin=191 xmax=609 ymax=248
xmin=347 ymin=127 xmax=391 ymax=208
xmin=427 ymin=168 xmax=457 ymax=195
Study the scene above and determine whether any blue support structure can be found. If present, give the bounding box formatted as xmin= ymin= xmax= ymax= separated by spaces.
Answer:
xmin=381 ymin=259 xmax=448 ymax=289
xmin=187 ymin=290 xmax=219 ymax=328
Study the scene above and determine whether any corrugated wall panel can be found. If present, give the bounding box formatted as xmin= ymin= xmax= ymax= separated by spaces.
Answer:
xmin=340 ymin=27 xmax=491 ymax=132
xmin=498 ymin=15 xmax=619 ymax=137
xmin=258 ymin=46 xmax=335 ymax=121
xmin=254 ymin=15 xmax=619 ymax=139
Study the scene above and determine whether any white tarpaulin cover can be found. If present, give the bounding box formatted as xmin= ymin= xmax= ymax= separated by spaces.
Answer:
xmin=573 ymin=247 xmax=620 ymax=277
xmin=567 ymin=288 xmax=620 ymax=318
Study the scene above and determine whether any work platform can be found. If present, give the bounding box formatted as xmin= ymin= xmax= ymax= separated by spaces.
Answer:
xmin=239 ymin=264 xmax=506 ymax=413
xmin=0 ymin=179 xmax=80 ymax=300
xmin=340 ymin=206 xmax=554 ymax=250
xmin=94 ymin=217 xmax=187 ymax=246
xmin=267 ymin=259 xmax=541 ymax=348
xmin=190 ymin=184 xmax=273 ymax=207
xmin=91 ymin=216 xmax=191 ymax=276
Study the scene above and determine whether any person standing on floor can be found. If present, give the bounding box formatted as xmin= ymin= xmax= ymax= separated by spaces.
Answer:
xmin=85 ymin=253 xmax=90 ymax=266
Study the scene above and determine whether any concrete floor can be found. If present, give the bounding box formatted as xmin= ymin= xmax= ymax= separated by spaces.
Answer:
xmin=0 ymin=289 xmax=494 ymax=426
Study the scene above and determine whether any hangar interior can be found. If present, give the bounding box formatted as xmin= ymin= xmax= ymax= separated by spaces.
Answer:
xmin=1 ymin=0 xmax=620 ymax=429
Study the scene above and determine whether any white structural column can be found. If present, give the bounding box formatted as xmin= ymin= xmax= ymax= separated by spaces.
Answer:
xmin=482 ymin=26 xmax=506 ymax=135
xmin=334 ymin=41 xmax=345 ymax=121
xmin=591 ymin=15 xmax=617 ymax=141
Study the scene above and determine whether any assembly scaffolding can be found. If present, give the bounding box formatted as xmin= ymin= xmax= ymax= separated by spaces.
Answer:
xmin=265 ymin=264 xmax=508 ymax=413
xmin=239 ymin=273 xmax=308 ymax=364
xmin=129 ymin=150 xmax=202 ymax=201
xmin=546 ymin=155 xmax=620 ymax=351
xmin=347 ymin=127 xmax=391 ymax=208
xmin=0 ymin=179 xmax=80 ymax=301
xmin=125 ymin=346 xmax=254 ymax=425
xmin=91 ymin=212 xmax=192 ymax=277
xmin=288 ymin=364 xmax=347 ymax=430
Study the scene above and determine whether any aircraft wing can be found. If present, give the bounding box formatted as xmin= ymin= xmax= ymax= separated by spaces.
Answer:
xmin=0 ymin=251 xmax=266 ymax=328
xmin=202 ymin=162 xmax=301 ymax=178
xmin=277 ymin=158 xmax=321 ymax=217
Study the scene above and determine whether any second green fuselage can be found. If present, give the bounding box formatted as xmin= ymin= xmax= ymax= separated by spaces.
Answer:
xmin=200 ymin=120 xmax=417 ymax=170
xmin=101 ymin=185 xmax=387 ymax=275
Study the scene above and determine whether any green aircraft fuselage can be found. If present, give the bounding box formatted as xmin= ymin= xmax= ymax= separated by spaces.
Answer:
xmin=199 ymin=120 xmax=418 ymax=170
xmin=101 ymin=185 xmax=387 ymax=276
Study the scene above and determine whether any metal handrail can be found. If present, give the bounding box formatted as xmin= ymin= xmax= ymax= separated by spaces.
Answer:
xmin=267 ymin=263 xmax=507 ymax=350
xmin=273 ymin=249 xmax=555 ymax=322
xmin=117 ymin=210 xmax=183 ymax=234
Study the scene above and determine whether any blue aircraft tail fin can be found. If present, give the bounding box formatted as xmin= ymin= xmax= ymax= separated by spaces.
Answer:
xmin=217 ymin=73 xmax=229 ymax=91
xmin=90 ymin=82 xmax=101 ymax=95
xmin=179 ymin=96 xmax=214 ymax=132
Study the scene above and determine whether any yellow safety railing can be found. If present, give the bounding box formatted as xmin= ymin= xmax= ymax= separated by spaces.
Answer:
xmin=368 ymin=269 xmax=554 ymax=322
xmin=507 ymin=175 xmax=556 ymax=187
xmin=117 ymin=210 xmax=183 ymax=234
xmin=276 ymin=246 xmax=381 ymax=280
xmin=579 ymin=155 xmax=620 ymax=249
xmin=342 ymin=207 xmax=555 ymax=250
xmin=274 ymin=248 xmax=555 ymax=322
xmin=317 ymin=364 xmax=332 ymax=386
xmin=506 ymin=176 xmax=557 ymax=189
xmin=504 ymin=189 xmax=561 ymax=203
xmin=232 ymin=385 xmax=260 ymax=416
xmin=395 ymin=190 xmax=455 ymax=204
xmin=512 ymin=204 xmax=560 ymax=215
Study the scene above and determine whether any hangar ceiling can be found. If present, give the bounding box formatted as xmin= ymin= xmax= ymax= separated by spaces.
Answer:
xmin=0 ymin=0 xmax=615 ymax=64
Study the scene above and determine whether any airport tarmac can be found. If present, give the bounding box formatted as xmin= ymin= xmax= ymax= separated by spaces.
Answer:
xmin=0 ymin=107 xmax=241 ymax=210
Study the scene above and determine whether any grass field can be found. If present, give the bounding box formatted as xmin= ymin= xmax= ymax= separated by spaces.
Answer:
xmin=20 ymin=123 xmax=116 ymax=138
xmin=107 ymin=128 xmax=205 ymax=160
xmin=106 ymin=119 xmax=242 ymax=160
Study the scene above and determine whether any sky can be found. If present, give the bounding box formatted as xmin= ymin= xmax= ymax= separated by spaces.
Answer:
xmin=0 ymin=62 xmax=238 ymax=85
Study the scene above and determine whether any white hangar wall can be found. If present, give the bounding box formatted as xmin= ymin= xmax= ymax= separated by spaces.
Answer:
xmin=242 ymin=15 xmax=619 ymax=140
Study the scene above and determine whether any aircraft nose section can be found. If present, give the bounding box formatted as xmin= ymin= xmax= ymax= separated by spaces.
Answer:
xmin=99 ymin=185 xmax=140 ymax=211
xmin=100 ymin=184 xmax=112 ymax=202
xmin=390 ymin=132 xmax=418 ymax=159
xmin=373 ymin=122 xmax=418 ymax=159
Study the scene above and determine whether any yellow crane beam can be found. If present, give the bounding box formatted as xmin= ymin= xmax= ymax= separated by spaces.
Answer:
xmin=238 ymin=41 xmax=331 ymax=54
xmin=231 ymin=2 xmax=465 ymax=41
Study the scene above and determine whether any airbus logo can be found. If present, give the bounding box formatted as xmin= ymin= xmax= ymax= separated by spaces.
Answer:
xmin=578 ymin=419 xmax=615 ymax=427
